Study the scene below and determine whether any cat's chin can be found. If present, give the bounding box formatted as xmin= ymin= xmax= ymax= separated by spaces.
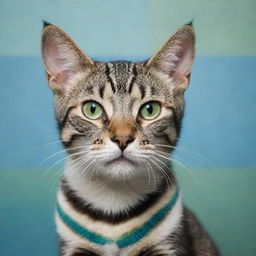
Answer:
xmin=86 ymin=157 xmax=144 ymax=181
xmin=103 ymin=162 xmax=138 ymax=181
xmin=105 ymin=155 xmax=136 ymax=166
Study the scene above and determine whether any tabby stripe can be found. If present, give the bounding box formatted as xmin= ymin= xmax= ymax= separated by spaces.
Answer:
xmin=138 ymin=246 xmax=170 ymax=256
xmin=128 ymin=64 xmax=137 ymax=93
xmin=138 ymin=84 xmax=146 ymax=99
xmin=98 ymin=84 xmax=105 ymax=98
xmin=61 ymin=178 xmax=168 ymax=224
xmin=105 ymin=64 xmax=116 ymax=93
xmin=167 ymin=209 xmax=197 ymax=256
xmin=58 ymin=106 xmax=73 ymax=130
xmin=126 ymin=63 xmax=135 ymax=92
xmin=150 ymin=85 xmax=156 ymax=97
xmin=172 ymin=108 xmax=181 ymax=134
xmin=59 ymin=237 xmax=67 ymax=255
xmin=128 ymin=64 xmax=145 ymax=99
xmin=67 ymin=117 xmax=90 ymax=134
xmin=71 ymin=249 xmax=99 ymax=256
xmin=63 ymin=134 xmax=86 ymax=148
xmin=56 ymin=188 xmax=179 ymax=248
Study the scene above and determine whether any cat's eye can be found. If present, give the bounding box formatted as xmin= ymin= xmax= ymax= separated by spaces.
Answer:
xmin=82 ymin=101 xmax=103 ymax=120
xmin=139 ymin=101 xmax=161 ymax=120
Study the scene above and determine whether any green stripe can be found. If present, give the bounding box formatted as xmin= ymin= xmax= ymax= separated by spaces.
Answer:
xmin=56 ymin=204 xmax=113 ymax=245
xmin=150 ymin=0 xmax=256 ymax=56
xmin=57 ymin=188 xmax=179 ymax=248
xmin=116 ymin=188 xmax=179 ymax=248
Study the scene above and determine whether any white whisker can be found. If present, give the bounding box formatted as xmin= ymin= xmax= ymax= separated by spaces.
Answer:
xmin=153 ymin=150 xmax=198 ymax=188
xmin=154 ymin=143 xmax=212 ymax=166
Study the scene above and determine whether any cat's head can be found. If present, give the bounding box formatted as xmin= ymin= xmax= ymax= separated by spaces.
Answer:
xmin=41 ymin=23 xmax=195 ymax=181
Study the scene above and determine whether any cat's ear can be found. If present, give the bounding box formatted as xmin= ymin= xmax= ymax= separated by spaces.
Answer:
xmin=41 ymin=22 xmax=94 ymax=95
xmin=146 ymin=24 xmax=195 ymax=92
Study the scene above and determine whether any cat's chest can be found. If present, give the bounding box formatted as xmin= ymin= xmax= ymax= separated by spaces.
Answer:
xmin=82 ymin=244 xmax=174 ymax=256
xmin=56 ymin=193 xmax=182 ymax=256
xmin=61 ymin=236 xmax=176 ymax=256
xmin=96 ymin=244 xmax=129 ymax=256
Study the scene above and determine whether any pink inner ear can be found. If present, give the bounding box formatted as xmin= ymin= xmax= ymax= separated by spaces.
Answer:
xmin=43 ymin=41 xmax=79 ymax=86
xmin=168 ymin=42 xmax=194 ymax=81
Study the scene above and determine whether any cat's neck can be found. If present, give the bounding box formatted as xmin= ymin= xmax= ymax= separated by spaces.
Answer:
xmin=63 ymin=162 xmax=174 ymax=215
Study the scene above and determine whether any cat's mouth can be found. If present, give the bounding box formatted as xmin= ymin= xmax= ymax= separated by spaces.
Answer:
xmin=106 ymin=155 xmax=136 ymax=166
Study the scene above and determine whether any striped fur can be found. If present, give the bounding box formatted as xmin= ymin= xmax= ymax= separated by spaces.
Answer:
xmin=41 ymin=23 xmax=220 ymax=256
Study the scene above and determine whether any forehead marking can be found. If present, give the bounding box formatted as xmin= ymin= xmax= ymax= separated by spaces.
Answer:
xmin=138 ymin=84 xmax=145 ymax=99
xmin=128 ymin=64 xmax=146 ymax=99
xmin=103 ymin=82 xmax=114 ymax=99
xmin=98 ymin=84 xmax=105 ymax=98
xmin=105 ymin=63 xmax=116 ymax=93
xmin=126 ymin=63 xmax=136 ymax=92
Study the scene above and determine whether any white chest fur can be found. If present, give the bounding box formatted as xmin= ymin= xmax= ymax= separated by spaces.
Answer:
xmin=56 ymin=180 xmax=183 ymax=256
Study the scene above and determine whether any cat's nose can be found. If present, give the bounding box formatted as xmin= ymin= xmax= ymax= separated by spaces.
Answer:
xmin=111 ymin=135 xmax=135 ymax=151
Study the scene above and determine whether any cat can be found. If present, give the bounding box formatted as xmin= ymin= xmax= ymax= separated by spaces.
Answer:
xmin=41 ymin=21 xmax=220 ymax=256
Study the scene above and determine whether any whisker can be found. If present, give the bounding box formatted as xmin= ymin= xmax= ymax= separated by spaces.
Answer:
xmin=153 ymin=151 xmax=198 ymax=188
xmin=37 ymin=144 xmax=91 ymax=168
xmin=40 ymin=150 xmax=87 ymax=182
xmin=141 ymin=159 xmax=151 ymax=188
xmin=144 ymin=159 xmax=157 ymax=188
xmin=150 ymin=154 xmax=176 ymax=181
xmin=89 ymin=160 xmax=101 ymax=181
xmin=154 ymin=143 xmax=212 ymax=166
xmin=148 ymin=157 xmax=173 ymax=186
xmin=148 ymin=158 xmax=171 ymax=186
xmin=31 ymin=139 xmax=63 ymax=150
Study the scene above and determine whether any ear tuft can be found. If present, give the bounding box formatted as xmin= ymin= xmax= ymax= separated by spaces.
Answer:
xmin=185 ymin=20 xmax=194 ymax=27
xmin=147 ymin=24 xmax=195 ymax=92
xmin=42 ymin=20 xmax=52 ymax=29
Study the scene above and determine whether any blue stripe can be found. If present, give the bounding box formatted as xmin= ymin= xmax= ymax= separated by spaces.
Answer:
xmin=116 ymin=188 xmax=179 ymax=248
xmin=56 ymin=204 xmax=113 ymax=245
xmin=57 ymin=188 xmax=179 ymax=248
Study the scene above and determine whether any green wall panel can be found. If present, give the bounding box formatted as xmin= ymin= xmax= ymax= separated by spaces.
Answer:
xmin=149 ymin=0 xmax=256 ymax=56
xmin=1 ymin=0 xmax=256 ymax=56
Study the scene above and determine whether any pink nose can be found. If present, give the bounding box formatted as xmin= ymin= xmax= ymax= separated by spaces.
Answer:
xmin=111 ymin=135 xmax=135 ymax=151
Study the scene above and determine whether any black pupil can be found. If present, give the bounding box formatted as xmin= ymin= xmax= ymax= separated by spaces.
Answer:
xmin=146 ymin=104 xmax=153 ymax=114
xmin=90 ymin=103 xmax=96 ymax=113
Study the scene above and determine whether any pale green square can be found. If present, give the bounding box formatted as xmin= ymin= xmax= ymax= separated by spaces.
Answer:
xmin=149 ymin=0 xmax=256 ymax=56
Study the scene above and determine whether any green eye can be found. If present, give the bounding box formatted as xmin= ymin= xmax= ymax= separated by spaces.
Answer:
xmin=82 ymin=101 xmax=103 ymax=120
xmin=140 ymin=101 xmax=161 ymax=120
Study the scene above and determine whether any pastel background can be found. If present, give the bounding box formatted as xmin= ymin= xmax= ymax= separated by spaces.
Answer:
xmin=0 ymin=0 xmax=255 ymax=255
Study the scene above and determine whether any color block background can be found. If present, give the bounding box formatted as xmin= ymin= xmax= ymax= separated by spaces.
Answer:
xmin=0 ymin=0 xmax=256 ymax=255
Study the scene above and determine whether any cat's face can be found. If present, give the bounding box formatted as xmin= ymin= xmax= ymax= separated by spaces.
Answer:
xmin=41 ymin=23 xmax=195 ymax=181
